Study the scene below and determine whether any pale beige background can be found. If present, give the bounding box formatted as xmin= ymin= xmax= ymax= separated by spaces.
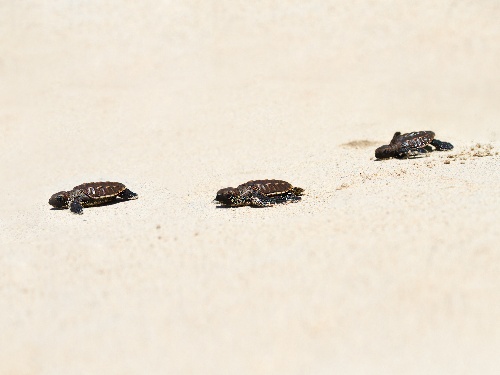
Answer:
xmin=1 ymin=1 xmax=499 ymax=374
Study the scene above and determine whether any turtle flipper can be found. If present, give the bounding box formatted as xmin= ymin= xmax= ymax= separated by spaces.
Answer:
xmin=119 ymin=188 xmax=138 ymax=200
xmin=431 ymin=139 xmax=454 ymax=151
xmin=390 ymin=132 xmax=402 ymax=145
xmin=70 ymin=197 xmax=84 ymax=215
xmin=375 ymin=133 xmax=401 ymax=159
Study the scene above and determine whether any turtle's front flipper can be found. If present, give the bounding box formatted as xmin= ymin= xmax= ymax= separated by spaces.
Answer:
xmin=431 ymin=139 xmax=454 ymax=151
xmin=119 ymin=188 xmax=138 ymax=200
xmin=70 ymin=197 xmax=84 ymax=215
xmin=389 ymin=132 xmax=402 ymax=145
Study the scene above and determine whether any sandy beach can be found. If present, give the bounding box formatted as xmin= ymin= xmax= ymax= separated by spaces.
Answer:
xmin=1 ymin=1 xmax=499 ymax=374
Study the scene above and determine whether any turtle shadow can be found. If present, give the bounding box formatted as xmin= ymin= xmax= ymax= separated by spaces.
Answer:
xmin=214 ymin=203 xmax=270 ymax=209
xmin=215 ymin=205 xmax=232 ymax=209
xmin=374 ymin=155 xmax=430 ymax=161
xmin=97 ymin=198 xmax=132 ymax=207
xmin=374 ymin=148 xmax=437 ymax=161
xmin=49 ymin=198 xmax=132 ymax=211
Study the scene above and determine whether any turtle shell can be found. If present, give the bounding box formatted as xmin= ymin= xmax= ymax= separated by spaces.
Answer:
xmin=239 ymin=180 xmax=297 ymax=196
xmin=396 ymin=131 xmax=435 ymax=149
xmin=73 ymin=182 xmax=126 ymax=199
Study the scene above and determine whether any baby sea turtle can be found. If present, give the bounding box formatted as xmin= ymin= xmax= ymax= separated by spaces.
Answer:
xmin=49 ymin=182 xmax=138 ymax=214
xmin=375 ymin=131 xmax=453 ymax=159
xmin=215 ymin=179 xmax=304 ymax=207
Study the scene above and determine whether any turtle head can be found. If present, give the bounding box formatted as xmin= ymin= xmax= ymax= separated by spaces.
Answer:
xmin=214 ymin=187 xmax=241 ymax=206
xmin=375 ymin=144 xmax=395 ymax=159
xmin=49 ymin=191 xmax=70 ymax=208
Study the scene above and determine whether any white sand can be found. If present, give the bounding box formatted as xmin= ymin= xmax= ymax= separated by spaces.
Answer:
xmin=1 ymin=1 xmax=499 ymax=374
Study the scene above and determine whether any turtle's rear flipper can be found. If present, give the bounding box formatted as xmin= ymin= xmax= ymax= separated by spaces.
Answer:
xmin=70 ymin=198 xmax=84 ymax=215
xmin=119 ymin=188 xmax=138 ymax=200
xmin=431 ymin=139 xmax=454 ymax=151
